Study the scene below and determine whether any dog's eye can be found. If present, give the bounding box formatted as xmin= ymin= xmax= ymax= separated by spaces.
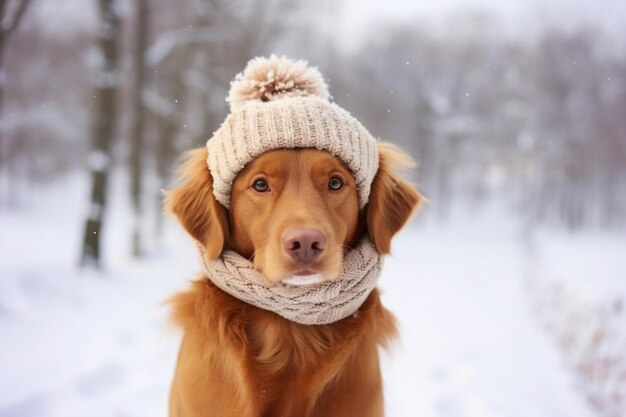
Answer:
xmin=252 ymin=178 xmax=270 ymax=192
xmin=328 ymin=176 xmax=344 ymax=191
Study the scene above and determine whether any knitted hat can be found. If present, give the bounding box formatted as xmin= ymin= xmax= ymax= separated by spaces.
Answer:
xmin=206 ymin=55 xmax=379 ymax=209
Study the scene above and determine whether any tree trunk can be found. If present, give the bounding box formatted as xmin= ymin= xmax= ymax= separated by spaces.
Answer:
xmin=152 ymin=41 xmax=195 ymax=240
xmin=129 ymin=0 xmax=148 ymax=257
xmin=154 ymin=108 xmax=176 ymax=238
xmin=80 ymin=0 xmax=120 ymax=268
xmin=0 ymin=0 xmax=31 ymax=207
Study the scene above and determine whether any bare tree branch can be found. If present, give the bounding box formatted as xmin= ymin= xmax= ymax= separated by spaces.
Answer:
xmin=1 ymin=0 xmax=31 ymax=36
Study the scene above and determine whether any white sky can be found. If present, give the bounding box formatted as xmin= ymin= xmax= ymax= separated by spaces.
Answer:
xmin=337 ymin=0 xmax=626 ymax=50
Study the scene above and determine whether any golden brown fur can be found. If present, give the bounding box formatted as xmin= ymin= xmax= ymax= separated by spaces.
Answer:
xmin=166 ymin=143 xmax=421 ymax=416
xmin=228 ymin=148 xmax=362 ymax=282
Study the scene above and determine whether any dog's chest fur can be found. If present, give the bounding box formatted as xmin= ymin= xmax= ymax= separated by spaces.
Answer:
xmin=169 ymin=279 xmax=396 ymax=416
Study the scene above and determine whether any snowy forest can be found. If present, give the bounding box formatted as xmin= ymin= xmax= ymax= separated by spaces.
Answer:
xmin=1 ymin=0 xmax=626 ymax=416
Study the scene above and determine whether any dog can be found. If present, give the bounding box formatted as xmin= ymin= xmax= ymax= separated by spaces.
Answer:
xmin=166 ymin=142 xmax=421 ymax=417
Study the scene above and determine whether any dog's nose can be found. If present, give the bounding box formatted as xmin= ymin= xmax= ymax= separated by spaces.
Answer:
xmin=282 ymin=228 xmax=326 ymax=263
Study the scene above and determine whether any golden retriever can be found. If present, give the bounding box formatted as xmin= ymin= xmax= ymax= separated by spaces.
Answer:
xmin=166 ymin=142 xmax=421 ymax=416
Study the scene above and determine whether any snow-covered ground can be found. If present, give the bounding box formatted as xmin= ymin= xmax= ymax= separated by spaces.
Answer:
xmin=1 ymin=173 xmax=623 ymax=417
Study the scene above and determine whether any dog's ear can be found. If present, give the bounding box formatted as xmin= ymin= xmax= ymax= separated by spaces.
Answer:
xmin=366 ymin=142 xmax=423 ymax=254
xmin=166 ymin=147 xmax=229 ymax=259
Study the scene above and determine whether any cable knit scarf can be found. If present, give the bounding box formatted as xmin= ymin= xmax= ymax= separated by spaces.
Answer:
xmin=197 ymin=238 xmax=382 ymax=325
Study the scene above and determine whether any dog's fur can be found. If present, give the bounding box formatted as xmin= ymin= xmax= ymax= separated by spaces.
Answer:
xmin=166 ymin=143 xmax=421 ymax=417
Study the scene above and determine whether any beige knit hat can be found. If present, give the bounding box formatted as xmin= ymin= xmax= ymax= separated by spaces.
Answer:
xmin=206 ymin=55 xmax=379 ymax=209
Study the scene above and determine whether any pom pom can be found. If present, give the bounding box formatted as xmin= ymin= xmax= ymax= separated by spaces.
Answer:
xmin=227 ymin=55 xmax=330 ymax=111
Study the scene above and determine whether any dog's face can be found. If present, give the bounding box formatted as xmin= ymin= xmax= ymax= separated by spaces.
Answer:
xmin=228 ymin=149 xmax=361 ymax=284
xmin=167 ymin=143 xmax=421 ymax=285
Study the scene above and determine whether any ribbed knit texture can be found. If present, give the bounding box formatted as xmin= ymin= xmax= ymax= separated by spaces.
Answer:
xmin=206 ymin=56 xmax=379 ymax=209
xmin=197 ymin=237 xmax=383 ymax=325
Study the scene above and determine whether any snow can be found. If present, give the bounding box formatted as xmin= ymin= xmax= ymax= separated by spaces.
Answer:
xmin=142 ymin=89 xmax=175 ymax=118
xmin=527 ymin=229 xmax=626 ymax=417
xmin=88 ymin=202 xmax=103 ymax=221
xmin=0 ymin=174 xmax=192 ymax=417
xmin=379 ymin=214 xmax=597 ymax=417
xmin=96 ymin=70 xmax=120 ymax=89
xmin=145 ymin=27 xmax=237 ymax=67
xmin=1 ymin=174 xmax=621 ymax=417
xmin=30 ymin=0 xmax=97 ymax=39
xmin=88 ymin=151 xmax=110 ymax=171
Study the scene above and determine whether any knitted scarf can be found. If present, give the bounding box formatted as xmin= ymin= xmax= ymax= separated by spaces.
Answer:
xmin=197 ymin=238 xmax=382 ymax=325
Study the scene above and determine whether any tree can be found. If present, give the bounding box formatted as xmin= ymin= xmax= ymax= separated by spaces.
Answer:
xmin=129 ymin=0 xmax=149 ymax=257
xmin=0 ymin=0 xmax=30 ymax=207
xmin=80 ymin=0 xmax=120 ymax=267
